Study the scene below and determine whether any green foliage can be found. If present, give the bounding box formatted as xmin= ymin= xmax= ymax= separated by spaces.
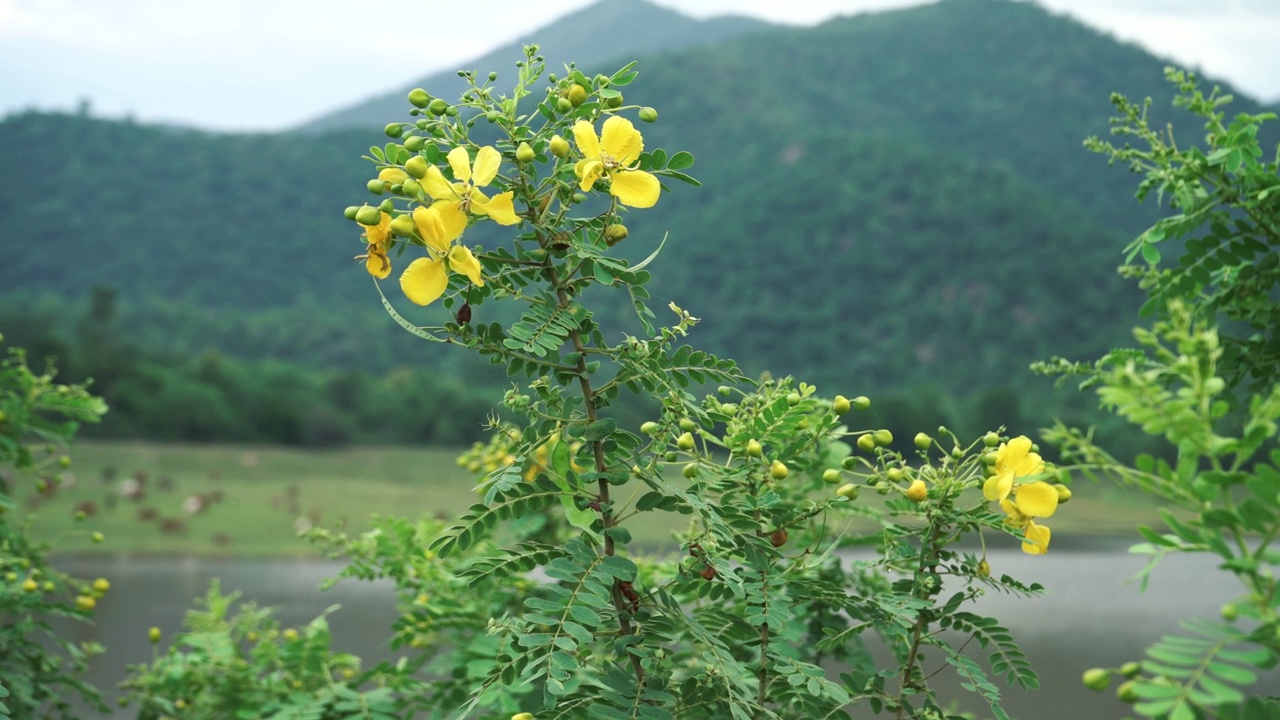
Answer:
xmin=1042 ymin=71 xmax=1280 ymax=718
xmin=120 ymin=581 xmax=415 ymax=720
xmin=0 ymin=336 xmax=108 ymax=719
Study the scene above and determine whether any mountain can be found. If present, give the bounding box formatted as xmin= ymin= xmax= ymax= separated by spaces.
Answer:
xmin=2 ymin=0 xmax=1275 ymax=440
xmin=305 ymin=0 xmax=770 ymax=132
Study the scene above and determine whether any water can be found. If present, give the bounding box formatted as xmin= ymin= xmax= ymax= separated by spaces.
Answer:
xmin=55 ymin=544 xmax=1261 ymax=719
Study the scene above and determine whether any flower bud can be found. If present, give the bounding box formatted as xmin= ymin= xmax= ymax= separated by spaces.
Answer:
xmin=512 ymin=714 xmax=535 ymax=720
xmin=428 ymin=98 xmax=449 ymax=116
xmin=885 ymin=468 xmax=905 ymax=483
xmin=679 ymin=418 xmax=696 ymax=432
xmin=405 ymin=156 xmax=429 ymax=179
xmin=1120 ymin=661 xmax=1142 ymax=678
xmin=408 ymin=88 xmax=430 ymax=108
xmin=93 ymin=578 xmax=110 ymax=593
xmin=819 ymin=468 xmax=840 ymax=484
xmin=905 ymin=479 xmax=928 ymax=503
xmin=1055 ymin=485 xmax=1072 ymax=504
xmin=550 ymin=135 xmax=570 ymax=158
xmin=283 ymin=628 xmax=299 ymax=641
xmin=605 ymin=94 xmax=624 ymax=109
xmin=384 ymin=123 xmax=403 ymax=138
xmin=556 ymin=97 xmax=573 ymax=113
xmin=605 ymin=224 xmax=629 ymax=246
xmin=76 ymin=595 xmax=96 ymax=611
xmin=1082 ymin=668 xmax=1110 ymax=691
xmin=786 ymin=393 xmax=801 ymax=406
xmin=401 ymin=178 xmax=422 ymax=197
xmin=455 ymin=303 xmax=472 ymax=324
xmin=355 ymin=205 xmax=383 ymax=226
xmin=568 ymin=84 xmax=588 ymax=107
xmin=836 ymin=483 xmax=859 ymax=500
xmin=22 ymin=578 xmax=37 ymax=592
xmin=367 ymin=179 xmax=386 ymax=195
xmin=1116 ymin=680 xmax=1138 ymax=703
xmin=873 ymin=429 xmax=894 ymax=447
xmin=149 ymin=626 xmax=162 ymax=643
xmin=378 ymin=168 xmax=408 ymax=185
xmin=516 ymin=142 xmax=535 ymax=164
xmin=404 ymin=135 xmax=426 ymax=151
xmin=832 ymin=395 xmax=851 ymax=415
xmin=983 ymin=431 xmax=1001 ymax=447
xmin=42 ymin=580 xmax=54 ymax=592
xmin=91 ymin=531 xmax=105 ymax=544
xmin=857 ymin=435 xmax=876 ymax=453
xmin=770 ymin=460 xmax=789 ymax=480
xmin=638 ymin=106 xmax=658 ymax=123
xmin=682 ymin=463 xmax=698 ymax=479
xmin=977 ymin=559 xmax=990 ymax=577
xmin=746 ymin=440 xmax=764 ymax=458
xmin=1221 ymin=602 xmax=1239 ymax=621
xmin=390 ymin=215 xmax=416 ymax=237
xmin=676 ymin=432 xmax=695 ymax=450
xmin=913 ymin=432 xmax=932 ymax=450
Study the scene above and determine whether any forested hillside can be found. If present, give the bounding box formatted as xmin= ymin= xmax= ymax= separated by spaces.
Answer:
xmin=2 ymin=0 xmax=1271 ymax=444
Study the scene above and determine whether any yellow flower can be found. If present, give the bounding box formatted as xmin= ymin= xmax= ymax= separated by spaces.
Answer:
xmin=422 ymin=146 xmax=520 ymax=240
xmin=983 ymin=436 xmax=1058 ymax=554
xmin=573 ymin=116 xmax=661 ymax=208
xmin=356 ymin=210 xmax=393 ymax=279
xmin=982 ymin=436 xmax=1044 ymax=502
xmin=397 ymin=205 xmax=484 ymax=307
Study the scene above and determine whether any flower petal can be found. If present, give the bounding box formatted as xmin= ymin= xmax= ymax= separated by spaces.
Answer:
xmin=471 ymin=146 xmax=501 ymax=187
xmin=431 ymin=200 xmax=469 ymax=242
xmin=365 ymin=212 xmax=392 ymax=245
xmin=609 ymin=169 xmax=661 ymax=208
xmin=364 ymin=249 xmax=391 ymax=279
xmin=983 ymin=471 xmax=1013 ymax=502
xmin=472 ymin=190 xmax=520 ymax=225
xmin=446 ymin=147 xmax=472 ymax=183
xmin=1021 ymin=522 xmax=1051 ymax=555
xmin=572 ymin=120 xmax=601 ymax=160
xmin=1014 ymin=451 xmax=1045 ymax=478
xmin=575 ymin=159 xmax=604 ymax=192
xmin=378 ymin=167 xmax=408 ymax=184
xmin=600 ymin=115 xmax=643 ymax=166
xmin=1013 ymin=481 xmax=1059 ymax=518
xmin=447 ymin=245 xmax=485 ymax=286
xmin=412 ymin=206 xmax=451 ymax=254
xmin=1000 ymin=498 xmax=1028 ymax=527
xmin=399 ymin=257 xmax=449 ymax=306
xmin=422 ymin=165 xmax=455 ymax=201
xmin=996 ymin=437 xmax=1033 ymax=475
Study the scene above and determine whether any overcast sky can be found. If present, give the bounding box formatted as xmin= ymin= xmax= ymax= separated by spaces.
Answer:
xmin=1 ymin=0 xmax=1275 ymax=132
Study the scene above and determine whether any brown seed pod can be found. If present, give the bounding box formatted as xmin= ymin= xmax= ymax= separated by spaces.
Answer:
xmin=455 ymin=303 xmax=472 ymax=324
xmin=769 ymin=528 xmax=788 ymax=548
xmin=700 ymin=564 xmax=717 ymax=581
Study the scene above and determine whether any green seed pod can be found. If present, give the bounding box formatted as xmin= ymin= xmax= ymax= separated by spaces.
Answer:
xmin=822 ymin=468 xmax=841 ymax=484
xmin=1120 ymin=661 xmax=1142 ymax=678
xmin=746 ymin=439 xmax=763 ymax=458
xmin=389 ymin=214 xmax=416 ymax=237
xmin=836 ymin=483 xmax=859 ymax=500
xmin=832 ymin=395 xmax=851 ymax=414
xmin=857 ymin=434 xmax=877 ymax=453
xmin=367 ymin=179 xmax=386 ymax=195
xmin=408 ymin=88 xmax=430 ymax=108
xmin=516 ymin=142 xmax=535 ymax=164
xmin=556 ymin=97 xmax=573 ymax=113
xmin=676 ymin=432 xmax=695 ymax=450
xmin=355 ymin=205 xmax=383 ymax=226
xmin=638 ymin=106 xmax=658 ymax=123
xmin=770 ymin=460 xmax=789 ymax=480
xmin=913 ymin=432 xmax=932 ymax=450
xmin=384 ymin=123 xmax=403 ymax=138
xmin=549 ymin=135 xmax=570 ymax=158
xmin=428 ymin=98 xmax=449 ymax=116
xmin=344 ymin=205 xmax=360 ymax=220
xmin=872 ymin=429 xmax=894 ymax=447
xmin=568 ymin=84 xmax=588 ymax=107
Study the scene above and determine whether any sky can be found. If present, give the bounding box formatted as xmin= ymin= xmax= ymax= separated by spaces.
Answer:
xmin=1 ymin=0 xmax=1276 ymax=132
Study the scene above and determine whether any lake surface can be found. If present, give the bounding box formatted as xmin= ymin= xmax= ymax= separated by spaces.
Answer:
xmin=56 ymin=543 xmax=1266 ymax=719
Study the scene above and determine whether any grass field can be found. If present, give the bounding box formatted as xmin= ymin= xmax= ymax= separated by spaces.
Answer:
xmin=18 ymin=441 xmax=1165 ymax=557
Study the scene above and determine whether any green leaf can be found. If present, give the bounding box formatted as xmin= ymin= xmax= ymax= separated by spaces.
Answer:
xmin=1142 ymin=241 xmax=1161 ymax=264
xmin=667 ymin=151 xmax=694 ymax=170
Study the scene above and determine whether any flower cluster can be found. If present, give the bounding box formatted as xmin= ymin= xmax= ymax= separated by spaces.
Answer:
xmin=982 ymin=436 xmax=1058 ymax=554
xmin=350 ymin=109 xmax=660 ymax=308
